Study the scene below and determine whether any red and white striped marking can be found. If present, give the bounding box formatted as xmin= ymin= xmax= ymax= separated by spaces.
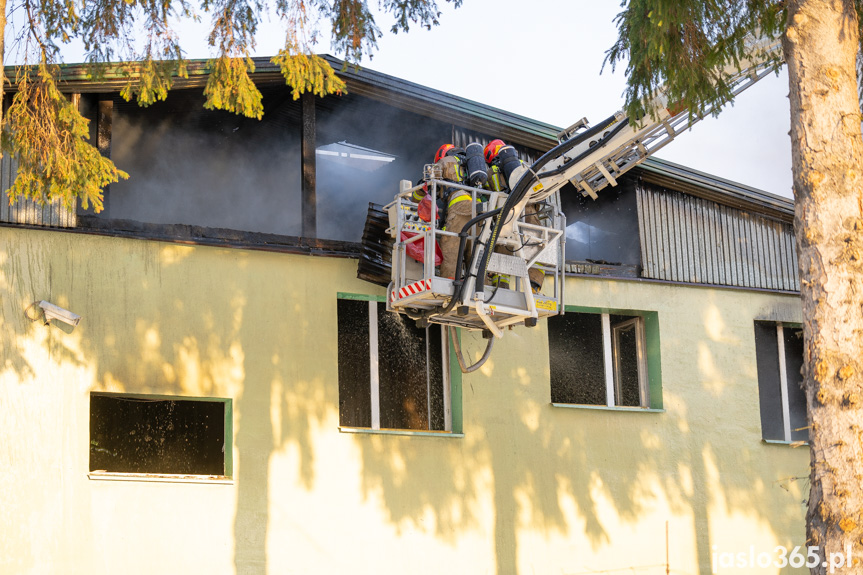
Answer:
xmin=392 ymin=279 xmax=433 ymax=301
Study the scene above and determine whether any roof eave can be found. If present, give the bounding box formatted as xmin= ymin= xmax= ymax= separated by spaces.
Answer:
xmin=635 ymin=157 xmax=794 ymax=223
xmin=4 ymin=55 xmax=561 ymax=151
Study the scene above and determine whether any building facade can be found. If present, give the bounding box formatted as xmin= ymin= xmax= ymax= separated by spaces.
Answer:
xmin=1 ymin=59 xmax=808 ymax=574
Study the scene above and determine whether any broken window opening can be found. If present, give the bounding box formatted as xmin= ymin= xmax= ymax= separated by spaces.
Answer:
xmin=337 ymin=298 xmax=450 ymax=432
xmin=754 ymin=321 xmax=807 ymax=442
xmin=612 ymin=317 xmax=648 ymax=407
xmin=89 ymin=393 xmax=230 ymax=476
xmin=315 ymin=93 xmax=452 ymax=243
xmin=549 ymin=312 xmax=651 ymax=409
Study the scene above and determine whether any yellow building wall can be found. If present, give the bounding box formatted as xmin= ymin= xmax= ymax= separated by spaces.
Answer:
xmin=0 ymin=226 xmax=808 ymax=575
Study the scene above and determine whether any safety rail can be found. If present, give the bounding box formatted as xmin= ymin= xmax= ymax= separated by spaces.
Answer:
xmin=384 ymin=174 xmax=566 ymax=336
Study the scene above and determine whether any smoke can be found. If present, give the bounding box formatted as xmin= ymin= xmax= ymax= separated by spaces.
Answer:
xmin=104 ymin=88 xmax=303 ymax=236
xmin=315 ymin=93 xmax=451 ymax=242
xmin=97 ymin=88 xmax=544 ymax=247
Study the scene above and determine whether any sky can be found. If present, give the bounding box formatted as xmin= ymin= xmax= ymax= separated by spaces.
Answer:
xmin=48 ymin=0 xmax=794 ymax=199
xmin=342 ymin=1 xmax=793 ymax=199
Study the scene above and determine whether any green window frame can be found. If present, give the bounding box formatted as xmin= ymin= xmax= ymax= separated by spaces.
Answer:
xmin=89 ymin=392 xmax=233 ymax=478
xmin=548 ymin=306 xmax=663 ymax=411
xmin=336 ymin=293 xmax=462 ymax=435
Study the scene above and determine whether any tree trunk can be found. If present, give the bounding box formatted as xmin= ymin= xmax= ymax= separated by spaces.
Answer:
xmin=0 ymin=0 xmax=6 ymax=130
xmin=784 ymin=1 xmax=863 ymax=573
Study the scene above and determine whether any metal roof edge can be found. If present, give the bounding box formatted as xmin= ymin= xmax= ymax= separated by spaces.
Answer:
xmin=4 ymin=55 xmax=561 ymax=148
xmin=316 ymin=55 xmax=561 ymax=144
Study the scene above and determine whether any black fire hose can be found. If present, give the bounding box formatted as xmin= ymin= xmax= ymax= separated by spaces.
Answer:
xmin=473 ymin=115 xmax=629 ymax=286
xmin=534 ymin=118 xmax=631 ymax=179
xmin=473 ymin=173 xmax=535 ymax=295
xmin=404 ymin=208 xmax=503 ymax=325
xmin=439 ymin=208 xmax=502 ymax=316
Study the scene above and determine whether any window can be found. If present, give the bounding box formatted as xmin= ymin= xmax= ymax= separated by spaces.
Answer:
xmin=89 ymin=393 xmax=232 ymax=477
xmin=337 ymin=296 xmax=457 ymax=432
xmin=96 ymin=88 xmax=302 ymax=235
xmin=560 ymin=179 xmax=640 ymax=266
xmin=754 ymin=322 xmax=807 ymax=442
xmin=548 ymin=309 xmax=661 ymax=409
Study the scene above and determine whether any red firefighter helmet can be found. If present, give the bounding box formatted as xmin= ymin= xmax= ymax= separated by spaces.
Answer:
xmin=435 ymin=144 xmax=456 ymax=163
xmin=484 ymin=139 xmax=506 ymax=163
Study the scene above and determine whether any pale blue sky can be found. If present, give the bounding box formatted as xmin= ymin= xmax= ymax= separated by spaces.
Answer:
xmin=46 ymin=0 xmax=793 ymax=198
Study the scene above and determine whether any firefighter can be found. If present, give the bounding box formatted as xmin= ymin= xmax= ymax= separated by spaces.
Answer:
xmin=484 ymin=139 xmax=507 ymax=193
xmin=484 ymin=139 xmax=546 ymax=293
xmin=412 ymin=144 xmax=476 ymax=280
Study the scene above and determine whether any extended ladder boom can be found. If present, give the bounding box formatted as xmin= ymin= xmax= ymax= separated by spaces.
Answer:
xmin=529 ymin=37 xmax=782 ymax=203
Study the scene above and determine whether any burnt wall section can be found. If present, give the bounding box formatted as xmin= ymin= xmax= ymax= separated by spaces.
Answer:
xmin=75 ymin=215 xmax=361 ymax=258
xmin=560 ymin=177 xmax=641 ymax=267
xmin=98 ymin=86 xmax=303 ymax=236
xmin=636 ymin=181 xmax=799 ymax=291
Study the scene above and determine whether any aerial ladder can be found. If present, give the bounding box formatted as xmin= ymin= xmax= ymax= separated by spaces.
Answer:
xmin=364 ymin=36 xmax=782 ymax=371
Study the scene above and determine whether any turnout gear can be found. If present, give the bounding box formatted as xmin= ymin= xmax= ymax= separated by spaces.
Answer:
xmin=485 ymin=164 xmax=506 ymax=192
xmin=439 ymin=191 xmax=474 ymax=279
xmin=438 ymin=156 xmax=465 ymax=184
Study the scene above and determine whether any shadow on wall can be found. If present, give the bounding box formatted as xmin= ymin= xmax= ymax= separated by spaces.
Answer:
xmin=0 ymin=229 xmax=807 ymax=575
xmin=337 ymin=290 xmax=809 ymax=574
xmin=0 ymin=247 xmax=89 ymax=380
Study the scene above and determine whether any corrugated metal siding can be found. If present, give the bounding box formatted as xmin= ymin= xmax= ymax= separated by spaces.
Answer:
xmin=0 ymin=156 xmax=77 ymax=227
xmin=637 ymin=182 xmax=799 ymax=291
xmin=452 ymin=127 xmax=538 ymax=164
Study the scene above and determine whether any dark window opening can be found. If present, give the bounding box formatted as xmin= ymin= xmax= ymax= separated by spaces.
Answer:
xmin=89 ymin=87 xmax=303 ymax=236
xmin=561 ymin=178 xmax=641 ymax=266
xmin=612 ymin=316 xmax=644 ymax=407
xmin=549 ymin=312 xmax=605 ymax=405
xmin=549 ymin=311 xmax=648 ymax=408
xmin=316 ymin=94 xmax=452 ymax=243
xmin=337 ymin=298 xmax=446 ymax=431
xmin=337 ymin=299 xmax=372 ymax=428
xmin=755 ymin=322 xmax=807 ymax=442
xmin=90 ymin=394 xmax=228 ymax=475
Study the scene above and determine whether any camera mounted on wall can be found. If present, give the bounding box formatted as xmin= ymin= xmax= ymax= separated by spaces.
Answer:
xmin=25 ymin=300 xmax=82 ymax=329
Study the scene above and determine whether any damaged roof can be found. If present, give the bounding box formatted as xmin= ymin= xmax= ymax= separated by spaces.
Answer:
xmin=6 ymin=55 xmax=794 ymax=221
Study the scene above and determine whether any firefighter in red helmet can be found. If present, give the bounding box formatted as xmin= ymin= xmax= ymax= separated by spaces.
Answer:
xmin=484 ymin=139 xmax=546 ymax=293
xmin=484 ymin=139 xmax=505 ymax=164
xmin=435 ymin=143 xmax=456 ymax=163
xmin=410 ymin=144 xmax=476 ymax=279
xmin=412 ymin=144 xmax=463 ymax=203
xmin=484 ymin=139 xmax=507 ymax=193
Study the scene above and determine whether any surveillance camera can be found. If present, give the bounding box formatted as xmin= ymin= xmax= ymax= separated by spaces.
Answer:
xmin=38 ymin=301 xmax=81 ymax=327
